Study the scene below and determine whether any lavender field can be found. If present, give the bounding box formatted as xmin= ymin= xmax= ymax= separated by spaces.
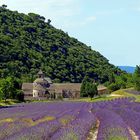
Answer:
xmin=0 ymin=98 xmax=140 ymax=140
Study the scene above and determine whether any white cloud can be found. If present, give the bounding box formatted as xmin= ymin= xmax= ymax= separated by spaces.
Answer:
xmin=84 ymin=16 xmax=96 ymax=23
xmin=96 ymin=8 xmax=125 ymax=16
xmin=62 ymin=16 xmax=96 ymax=30
xmin=46 ymin=0 xmax=81 ymax=17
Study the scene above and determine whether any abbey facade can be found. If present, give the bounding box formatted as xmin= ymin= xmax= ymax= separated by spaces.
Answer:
xmin=22 ymin=70 xmax=107 ymax=100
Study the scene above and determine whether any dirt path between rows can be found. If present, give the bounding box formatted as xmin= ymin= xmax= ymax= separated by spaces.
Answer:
xmin=128 ymin=127 xmax=139 ymax=140
xmin=87 ymin=120 xmax=100 ymax=140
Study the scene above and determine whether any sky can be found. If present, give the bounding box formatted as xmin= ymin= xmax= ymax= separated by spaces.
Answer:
xmin=0 ymin=0 xmax=140 ymax=66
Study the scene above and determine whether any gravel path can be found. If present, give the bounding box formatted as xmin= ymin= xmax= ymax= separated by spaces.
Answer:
xmin=87 ymin=120 xmax=100 ymax=140
xmin=128 ymin=127 xmax=139 ymax=140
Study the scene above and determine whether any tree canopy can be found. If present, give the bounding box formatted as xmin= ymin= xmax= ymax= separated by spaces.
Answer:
xmin=80 ymin=76 xmax=98 ymax=99
xmin=133 ymin=65 xmax=140 ymax=91
xmin=0 ymin=77 xmax=24 ymax=101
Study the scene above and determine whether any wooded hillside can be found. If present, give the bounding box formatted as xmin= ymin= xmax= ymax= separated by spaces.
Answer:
xmin=0 ymin=5 xmax=122 ymax=83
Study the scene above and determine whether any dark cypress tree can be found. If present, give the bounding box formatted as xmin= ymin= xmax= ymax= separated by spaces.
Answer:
xmin=86 ymin=83 xmax=98 ymax=100
xmin=80 ymin=76 xmax=98 ymax=98
xmin=80 ymin=76 xmax=90 ymax=97
xmin=133 ymin=65 xmax=140 ymax=91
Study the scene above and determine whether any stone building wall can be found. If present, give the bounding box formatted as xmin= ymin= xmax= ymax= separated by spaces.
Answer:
xmin=22 ymin=83 xmax=107 ymax=100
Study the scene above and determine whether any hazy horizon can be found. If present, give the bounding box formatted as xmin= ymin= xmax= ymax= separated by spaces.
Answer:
xmin=0 ymin=0 xmax=140 ymax=66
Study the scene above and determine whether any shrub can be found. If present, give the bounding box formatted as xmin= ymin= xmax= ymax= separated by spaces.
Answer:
xmin=86 ymin=83 xmax=98 ymax=99
xmin=16 ymin=90 xmax=24 ymax=102
xmin=108 ymin=83 xmax=121 ymax=92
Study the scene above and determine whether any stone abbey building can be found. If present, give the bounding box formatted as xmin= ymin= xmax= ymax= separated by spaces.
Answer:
xmin=22 ymin=70 xmax=107 ymax=100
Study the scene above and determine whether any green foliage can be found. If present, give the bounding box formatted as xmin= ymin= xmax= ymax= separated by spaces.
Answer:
xmin=80 ymin=76 xmax=98 ymax=99
xmin=0 ymin=77 xmax=14 ymax=101
xmin=133 ymin=65 xmax=140 ymax=91
xmin=0 ymin=77 xmax=24 ymax=101
xmin=86 ymin=82 xmax=98 ymax=99
xmin=106 ymin=127 xmax=129 ymax=140
xmin=0 ymin=7 xmax=122 ymax=83
xmin=1 ymin=4 xmax=7 ymax=9
xmin=107 ymin=72 xmax=134 ymax=92
xmin=126 ymin=74 xmax=134 ymax=88
xmin=108 ymin=80 xmax=126 ymax=92
xmin=109 ymin=73 xmax=115 ymax=84
xmin=80 ymin=76 xmax=91 ymax=97
xmin=108 ymin=83 xmax=121 ymax=92
xmin=16 ymin=90 xmax=24 ymax=102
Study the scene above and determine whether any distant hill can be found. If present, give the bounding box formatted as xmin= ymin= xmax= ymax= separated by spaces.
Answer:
xmin=118 ymin=66 xmax=135 ymax=73
xmin=0 ymin=5 xmax=122 ymax=83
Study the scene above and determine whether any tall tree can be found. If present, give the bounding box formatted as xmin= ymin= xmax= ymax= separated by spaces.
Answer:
xmin=133 ymin=65 xmax=140 ymax=91
xmin=0 ymin=77 xmax=24 ymax=101
xmin=1 ymin=4 xmax=7 ymax=9
xmin=86 ymin=82 xmax=98 ymax=100
xmin=0 ymin=77 xmax=14 ymax=101
xmin=80 ymin=76 xmax=91 ymax=97
xmin=47 ymin=19 xmax=51 ymax=25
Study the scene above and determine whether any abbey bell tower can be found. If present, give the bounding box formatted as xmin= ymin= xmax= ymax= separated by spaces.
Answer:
xmin=37 ymin=70 xmax=44 ymax=78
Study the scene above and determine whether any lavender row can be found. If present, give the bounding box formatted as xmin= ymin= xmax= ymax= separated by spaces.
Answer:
xmin=50 ymin=108 xmax=97 ymax=140
xmin=1 ymin=97 xmax=140 ymax=139
xmin=92 ymin=97 xmax=140 ymax=139
xmin=0 ymin=102 xmax=93 ymax=140
xmin=95 ymin=109 xmax=132 ymax=140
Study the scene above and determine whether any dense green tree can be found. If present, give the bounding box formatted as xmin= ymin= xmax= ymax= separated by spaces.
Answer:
xmin=109 ymin=73 xmax=115 ymax=84
xmin=0 ymin=77 xmax=24 ymax=101
xmin=133 ymin=65 xmax=140 ymax=91
xmin=126 ymin=74 xmax=134 ymax=88
xmin=47 ymin=19 xmax=51 ymax=25
xmin=80 ymin=76 xmax=92 ymax=97
xmin=0 ymin=77 xmax=14 ymax=101
xmin=108 ymin=82 xmax=120 ymax=92
xmin=86 ymin=82 xmax=98 ymax=100
xmin=80 ymin=76 xmax=98 ymax=98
